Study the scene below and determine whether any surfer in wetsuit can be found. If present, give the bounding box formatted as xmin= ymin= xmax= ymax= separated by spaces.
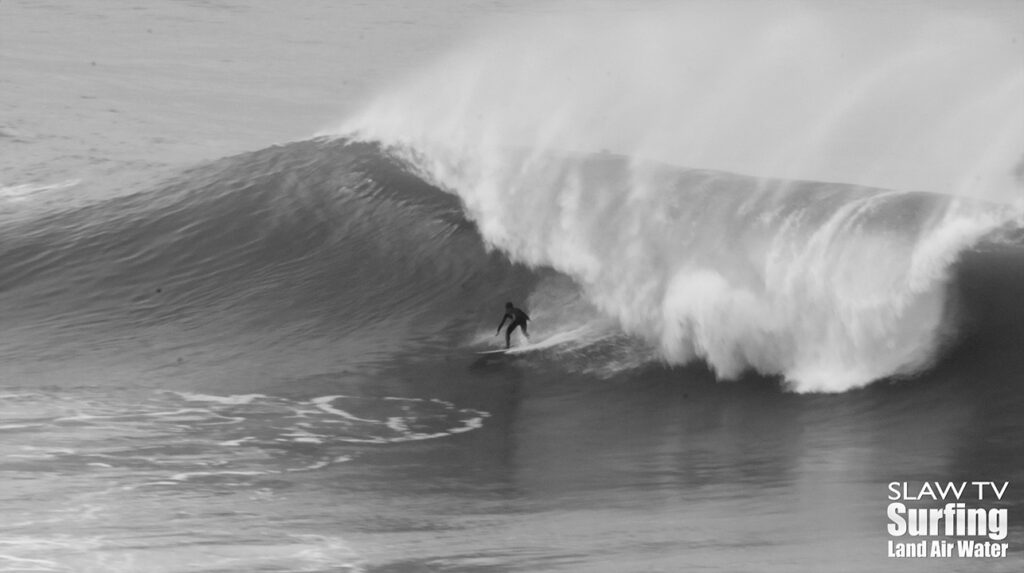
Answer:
xmin=496 ymin=302 xmax=530 ymax=349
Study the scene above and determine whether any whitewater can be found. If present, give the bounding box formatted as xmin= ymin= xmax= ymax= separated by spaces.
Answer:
xmin=338 ymin=4 xmax=1024 ymax=392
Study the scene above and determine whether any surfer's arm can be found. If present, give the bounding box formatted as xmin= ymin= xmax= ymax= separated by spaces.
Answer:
xmin=496 ymin=313 xmax=510 ymax=334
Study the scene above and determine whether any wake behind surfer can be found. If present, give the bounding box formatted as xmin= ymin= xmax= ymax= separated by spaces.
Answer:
xmin=496 ymin=302 xmax=530 ymax=349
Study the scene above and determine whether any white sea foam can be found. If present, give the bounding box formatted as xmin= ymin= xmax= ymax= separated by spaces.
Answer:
xmin=0 ymin=179 xmax=80 ymax=199
xmin=173 ymin=392 xmax=267 ymax=405
xmin=170 ymin=470 xmax=268 ymax=482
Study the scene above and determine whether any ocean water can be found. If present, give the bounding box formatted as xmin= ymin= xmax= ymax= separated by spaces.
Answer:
xmin=3 ymin=1 xmax=1024 ymax=572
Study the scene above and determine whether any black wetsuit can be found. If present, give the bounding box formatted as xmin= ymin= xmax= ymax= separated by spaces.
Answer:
xmin=497 ymin=307 xmax=530 ymax=349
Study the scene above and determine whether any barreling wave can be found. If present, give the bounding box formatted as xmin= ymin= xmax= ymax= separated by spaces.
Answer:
xmin=1 ymin=136 xmax=1022 ymax=391
xmin=328 ymin=136 xmax=1023 ymax=392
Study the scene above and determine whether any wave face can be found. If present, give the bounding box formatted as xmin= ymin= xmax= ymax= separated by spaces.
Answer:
xmin=0 ymin=141 xmax=534 ymax=376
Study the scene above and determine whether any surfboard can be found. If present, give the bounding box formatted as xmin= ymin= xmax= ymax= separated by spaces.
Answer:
xmin=475 ymin=339 xmax=552 ymax=355
xmin=475 ymin=330 xmax=582 ymax=356
xmin=476 ymin=348 xmax=515 ymax=355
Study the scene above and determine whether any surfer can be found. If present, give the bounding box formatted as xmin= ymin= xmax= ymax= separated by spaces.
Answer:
xmin=496 ymin=302 xmax=530 ymax=349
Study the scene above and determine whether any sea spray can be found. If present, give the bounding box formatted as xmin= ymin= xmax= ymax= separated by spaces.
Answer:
xmin=335 ymin=3 xmax=1024 ymax=391
xmin=339 ymin=3 xmax=1023 ymax=199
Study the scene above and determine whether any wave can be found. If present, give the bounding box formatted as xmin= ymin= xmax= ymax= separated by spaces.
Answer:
xmin=1 ymin=137 xmax=1022 ymax=392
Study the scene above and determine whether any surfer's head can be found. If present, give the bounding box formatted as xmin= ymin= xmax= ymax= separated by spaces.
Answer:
xmin=505 ymin=302 xmax=514 ymax=310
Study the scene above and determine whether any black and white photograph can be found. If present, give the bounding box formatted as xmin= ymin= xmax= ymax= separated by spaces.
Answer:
xmin=2 ymin=1 xmax=1023 ymax=571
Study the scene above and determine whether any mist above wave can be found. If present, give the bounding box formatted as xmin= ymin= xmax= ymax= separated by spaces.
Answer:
xmin=340 ymin=2 xmax=1023 ymax=200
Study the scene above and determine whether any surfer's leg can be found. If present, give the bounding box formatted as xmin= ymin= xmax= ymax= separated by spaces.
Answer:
xmin=505 ymin=324 xmax=515 ymax=348
xmin=521 ymin=322 xmax=529 ymax=340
